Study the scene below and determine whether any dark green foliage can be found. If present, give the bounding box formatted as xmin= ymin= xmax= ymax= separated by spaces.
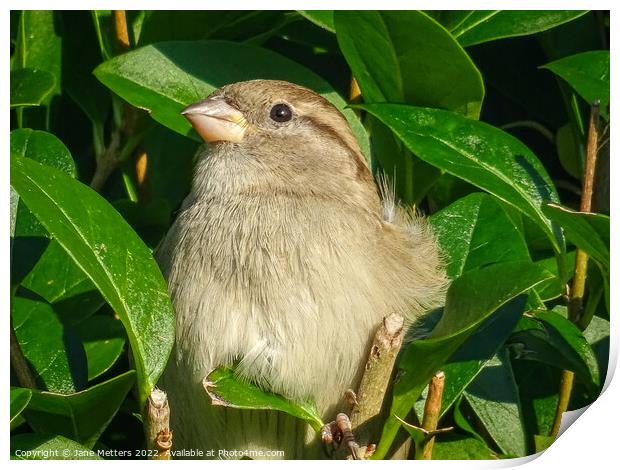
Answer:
xmin=9 ymin=9 xmax=609 ymax=460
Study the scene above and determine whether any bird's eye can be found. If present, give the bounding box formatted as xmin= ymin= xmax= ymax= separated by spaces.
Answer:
xmin=269 ymin=103 xmax=293 ymax=123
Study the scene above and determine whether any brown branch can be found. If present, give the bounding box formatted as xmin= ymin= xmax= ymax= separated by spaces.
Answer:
xmin=420 ymin=371 xmax=446 ymax=460
xmin=551 ymin=100 xmax=601 ymax=439
xmin=90 ymin=131 xmax=120 ymax=191
xmin=10 ymin=324 xmax=36 ymax=389
xmin=90 ymin=11 xmax=142 ymax=193
xmin=113 ymin=10 xmax=130 ymax=52
xmin=350 ymin=313 xmax=405 ymax=448
xmin=144 ymin=388 xmax=172 ymax=460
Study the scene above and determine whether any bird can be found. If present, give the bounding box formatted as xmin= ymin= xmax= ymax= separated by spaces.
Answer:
xmin=155 ymin=79 xmax=446 ymax=459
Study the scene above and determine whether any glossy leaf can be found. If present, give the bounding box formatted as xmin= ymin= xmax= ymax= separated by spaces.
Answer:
xmin=11 ymin=434 xmax=102 ymax=460
xmin=542 ymin=51 xmax=610 ymax=118
xmin=12 ymin=11 xmax=62 ymax=98
xmin=583 ymin=315 xmax=610 ymax=384
xmin=138 ymin=11 xmax=289 ymax=45
xmin=74 ymin=315 xmax=126 ymax=381
xmin=425 ymin=11 xmax=473 ymax=32
xmin=533 ymin=250 xmax=576 ymax=301
xmin=205 ymin=367 xmax=323 ymax=432
xmin=512 ymin=361 xmax=560 ymax=440
xmin=556 ymin=123 xmax=583 ymax=180
xmin=452 ymin=11 xmax=588 ymax=47
xmin=23 ymin=371 xmax=135 ymax=448
xmin=11 ymin=388 xmax=32 ymax=425
xmin=11 ymin=129 xmax=76 ymax=240
xmin=509 ymin=310 xmax=600 ymax=388
xmin=94 ymin=40 xmax=370 ymax=160
xmin=10 ymin=129 xmax=76 ymax=178
xmin=373 ymin=261 xmax=552 ymax=459
xmin=359 ymin=103 xmax=564 ymax=253
xmin=12 ymin=296 xmax=88 ymax=393
xmin=298 ymin=10 xmax=335 ymax=32
xmin=463 ymin=349 xmax=527 ymax=456
xmin=20 ymin=241 xmax=105 ymax=325
xmin=335 ymin=10 xmax=484 ymax=118
xmin=433 ymin=294 xmax=528 ymax=419
xmin=430 ymin=193 xmax=530 ymax=278
xmin=10 ymin=157 xmax=175 ymax=406
xmin=542 ymin=203 xmax=609 ymax=272
xmin=432 ymin=434 xmax=497 ymax=460
xmin=10 ymin=68 xmax=55 ymax=108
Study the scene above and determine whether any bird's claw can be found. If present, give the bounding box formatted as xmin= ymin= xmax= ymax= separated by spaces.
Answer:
xmin=321 ymin=412 xmax=363 ymax=460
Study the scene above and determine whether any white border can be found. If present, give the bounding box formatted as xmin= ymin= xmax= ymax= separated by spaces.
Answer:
xmin=3 ymin=2 xmax=616 ymax=468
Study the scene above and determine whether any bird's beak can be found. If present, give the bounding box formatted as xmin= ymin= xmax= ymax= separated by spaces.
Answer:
xmin=181 ymin=97 xmax=248 ymax=143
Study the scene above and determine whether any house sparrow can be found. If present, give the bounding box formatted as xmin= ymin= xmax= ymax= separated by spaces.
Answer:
xmin=156 ymin=79 xmax=446 ymax=459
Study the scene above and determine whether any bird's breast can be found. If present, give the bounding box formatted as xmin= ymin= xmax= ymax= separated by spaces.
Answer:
xmin=158 ymin=193 xmax=391 ymax=413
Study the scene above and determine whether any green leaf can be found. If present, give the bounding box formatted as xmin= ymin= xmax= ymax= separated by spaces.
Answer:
xmin=432 ymin=433 xmax=497 ymax=460
xmin=556 ymin=123 xmax=583 ymax=180
xmin=74 ymin=315 xmax=126 ymax=381
xmin=20 ymin=241 xmax=105 ymax=325
xmin=12 ymin=296 xmax=88 ymax=393
xmin=93 ymin=40 xmax=370 ymax=160
xmin=511 ymin=361 xmax=560 ymax=440
xmin=11 ymin=434 xmax=102 ymax=460
xmin=138 ymin=11 xmax=289 ymax=45
xmin=542 ymin=203 xmax=609 ymax=273
xmin=10 ymin=157 xmax=175 ymax=407
xmin=583 ymin=315 xmax=610 ymax=383
xmin=508 ymin=310 xmax=600 ymax=389
xmin=452 ymin=11 xmax=588 ymax=47
xmin=429 ymin=193 xmax=531 ymax=279
xmin=10 ymin=129 xmax=76 ymax=179
xmin=334 ymin=10 xmax=484 ymax=118
xmin=10 ymin=129 xmax=78 ymax=287
xmin=431 ymin=294 xmax=528 ymax=419
xmin=12 ymin=11 xmax=62 ymax=97
xmin=358 ymin=103 xmax=564 ymax=254
xmin=425 ymin=11 xmax=474 ymax=32
xmin=463 ymin=348 xmax=528 ymax=456
xmin=11 ymin=388 xmax=32 ymax=425
xmin=373 ymin=261 xmax=553 ymax=459
xmin=205 ymin=367 xmax=323 ymax=432
xmin=11 ymin=129 xmax=76 ymax=240
xmin=542 ymin=51 xmax=610 ymax=118
xmin=298 ymin=11 xmax=335 ymax=32
xmin=23 ymin=371 xmax=135 ymax=448
xmin=10 ymin=68 xmax=55 ymax=108
xmin=533 ymin=250 xmax=576 ymax=301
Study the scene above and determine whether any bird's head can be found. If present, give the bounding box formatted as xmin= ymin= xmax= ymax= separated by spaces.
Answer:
xmin=182 ymin=80 xmax=378 ymax=209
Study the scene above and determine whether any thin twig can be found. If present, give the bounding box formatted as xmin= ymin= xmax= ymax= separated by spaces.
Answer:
xmin=551 ymin=100 xmax=600 ymax=438
xmin=420 ymin=371 xmax=446 ymax=460
xmin=144 ymin=388 xmax=172 ymax=460
xmin=10 ymin=324 xmax=37 ymax=389
xmin=350 ymin=314 xmax=405 ymax=448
